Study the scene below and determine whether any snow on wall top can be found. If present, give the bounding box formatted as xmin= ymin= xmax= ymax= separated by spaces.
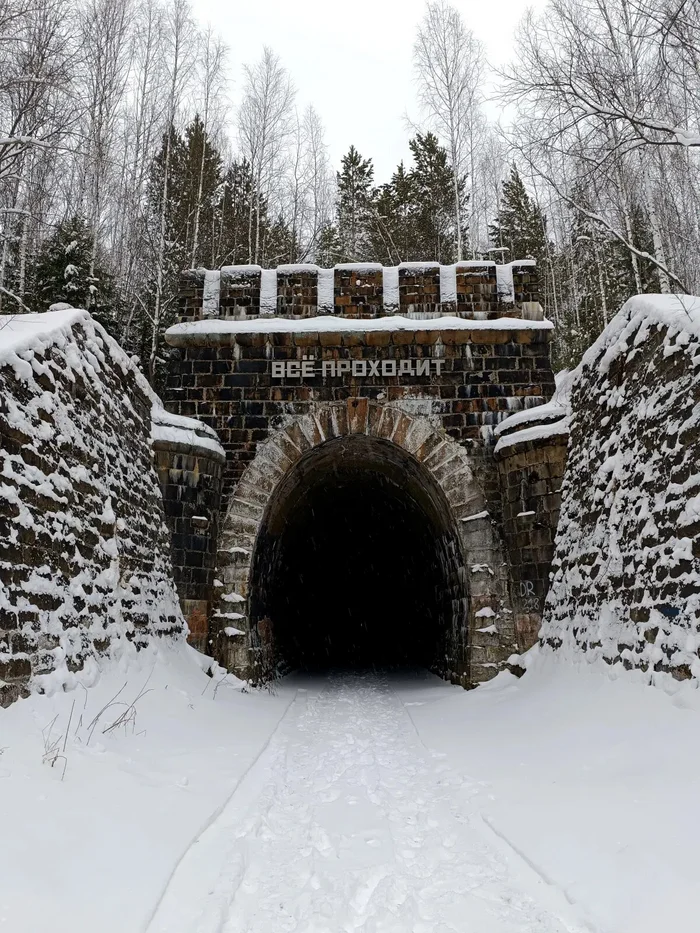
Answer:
xmin=220 ymin=264 xmax=262 ymax=276
xmin=494 ymin=369 xmax=574 ymax=451
xmin=151 ymin=406 xmax=221 ymax=440
xmin=494 ymin=417 xmax=570 ymax=453
xmin=0 ymin=307 xmax=86 ymax=360
xmin=151 ymin=408 xmax=225 ymax=460
xmin=1 ymin=306 xmax=159 ymax=404
xmin=580 ymin=294 xmax=700 ymax=374
xmin=0 ymin=308 xmax=223 ymax=459
xmin=166 ymin=314 xmax=553 ymax=342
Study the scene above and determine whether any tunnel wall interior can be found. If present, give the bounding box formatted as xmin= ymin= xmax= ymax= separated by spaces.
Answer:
xmin=163 ymin=261 xmax=564 ymax=687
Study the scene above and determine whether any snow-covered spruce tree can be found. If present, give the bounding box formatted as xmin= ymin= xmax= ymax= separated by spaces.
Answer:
xmin=409 ymin=132 xmax=463 ymax=264
xmin=489 ymin=165 xmax=548 ymax=262
xmin=366 ymin=133 xmax=463 ymax=265
xmin=314 ymin=222 xmax=342 ymax=267
xmin=31 ymin=215 xmax=115 ymax=330
xmin=369 ymin=162 xmax=418 ymax=266
xmin=336 ymin=145 xmax=374 ymax=262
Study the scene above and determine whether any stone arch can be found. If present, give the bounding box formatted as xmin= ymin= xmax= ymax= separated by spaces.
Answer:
xmin=215 ymin=398 xmax=514 ymax=686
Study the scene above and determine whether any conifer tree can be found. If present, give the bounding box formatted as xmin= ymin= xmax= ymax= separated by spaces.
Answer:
xmin=489 ymin=165 xmax=548 ymax=261
xmin=183 ymin=115 xmax=224 ymax=268
xmin=370 ymin=163 xmax=416 ymax=265
xmin=149 ymin=116 xmax=223 ymax=275
xmin=336 ymin=146 xmax=374 ymax=261
xmin=314 ymin=222 xmax=342 ymax=267
xmin=366 ymin=134 xmax=463 ymax=265
xmin=216 ymin=160 xmax=258 ymax=266
xmin=409 ymin=132 xmax=462 ymax=263
xmin=32 ymin=215 xmax=113 ymax=326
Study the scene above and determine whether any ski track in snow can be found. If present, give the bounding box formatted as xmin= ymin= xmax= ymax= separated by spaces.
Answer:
xmin=148 ymin=673 xmax=581 ymax=933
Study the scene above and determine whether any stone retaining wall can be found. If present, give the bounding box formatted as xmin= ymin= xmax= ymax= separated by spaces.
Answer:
xmin=540 ymin=296 xmax=700 ymax=684
xmin=0 ymin=309 xmax=184 ymax=706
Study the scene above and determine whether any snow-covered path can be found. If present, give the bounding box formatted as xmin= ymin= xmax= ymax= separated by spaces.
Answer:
xmin=148 ymin=673 xmax=577 ymax=933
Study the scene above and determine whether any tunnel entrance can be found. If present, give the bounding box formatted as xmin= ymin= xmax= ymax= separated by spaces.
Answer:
xmin=249 ymin=435 xmax=468 ymax=674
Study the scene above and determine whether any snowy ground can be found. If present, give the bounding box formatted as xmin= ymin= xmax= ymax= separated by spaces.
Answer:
xmin=1 ymin=645 xmax=699 ymax=933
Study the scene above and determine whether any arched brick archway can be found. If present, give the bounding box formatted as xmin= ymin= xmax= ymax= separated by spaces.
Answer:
xmin=215 ymin=398 xmax=515 ymax=686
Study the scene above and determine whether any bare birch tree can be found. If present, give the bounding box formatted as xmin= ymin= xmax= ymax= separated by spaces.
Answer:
xmin=238 ymin=46 xmax=295 ymax=264
xmin=149 ymin=0 xmax=194 ymax=380
xmin=78 ymin=0 xmax=132 ymax=284
xmin=0 ymin=0 xmax=75 ymax=311
xmin=502 ymin=0 xmax=700 ymax=293
xmin=190 ymin=26 xmax=226 ymax=268
xmin=116 ymin=0 xmax=168 ymax=344
xmin=413 ymin=0 xmax=484 ymax=260
xmin=283 ymin=105 xmax=332 ymax=261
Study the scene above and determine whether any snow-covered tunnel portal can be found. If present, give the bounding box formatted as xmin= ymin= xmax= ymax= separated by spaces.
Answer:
xmin=249 ymin=435 xmax=469 ymax=673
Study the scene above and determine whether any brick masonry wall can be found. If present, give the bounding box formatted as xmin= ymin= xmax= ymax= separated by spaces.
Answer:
xmin=152 ymin=434 xmax=224 ymax=654
xmin=455 ymin=264 xmax=499 ymax=318
xmin=334 ymin=266 xmax=384 ymax=317
xmin=496 ymin=430 xmax=568 ymax=651
xmin=220 ymin=267 xmax=261 ymax=318
xmin=277 ymin=267 xmax=318 ymax=317
xmin=511 ymin=262 xmax=539 ymax=306
xmin=0 ymin=311 xmax=184 ymax=707
xmin=178 ymin=269 xmax=205 ymax=323
xmin=541 ymin=302 xmax=700 ymax=683
xmin=164 ymin=325 xmax=555 ymax=506
xmin=398 ymin=265 xmax=441 ymax=315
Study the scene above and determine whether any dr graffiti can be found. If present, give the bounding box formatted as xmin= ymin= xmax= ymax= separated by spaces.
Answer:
xmin=271 ymin=358 xmax=446 ymax=379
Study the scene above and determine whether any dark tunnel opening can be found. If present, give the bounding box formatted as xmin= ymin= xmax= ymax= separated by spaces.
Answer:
xmin=249 ymin=435 xmax=468 ymax=674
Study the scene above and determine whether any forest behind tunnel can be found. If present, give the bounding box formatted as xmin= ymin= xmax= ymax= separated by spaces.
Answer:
xmin=249 ymin=436 xmax=467 ymax=672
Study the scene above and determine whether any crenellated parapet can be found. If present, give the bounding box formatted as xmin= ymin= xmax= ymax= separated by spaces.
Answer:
xmin=178 ymin=260 xmax=541 ymax=324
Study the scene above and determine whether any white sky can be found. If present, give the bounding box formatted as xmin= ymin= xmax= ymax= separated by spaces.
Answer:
xmin=191 ymin=0 xmax=542 ymax=181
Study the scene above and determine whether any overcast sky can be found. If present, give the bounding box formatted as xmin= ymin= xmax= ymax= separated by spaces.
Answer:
xmin=190 ymin=0 xmax=542 ymax=181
